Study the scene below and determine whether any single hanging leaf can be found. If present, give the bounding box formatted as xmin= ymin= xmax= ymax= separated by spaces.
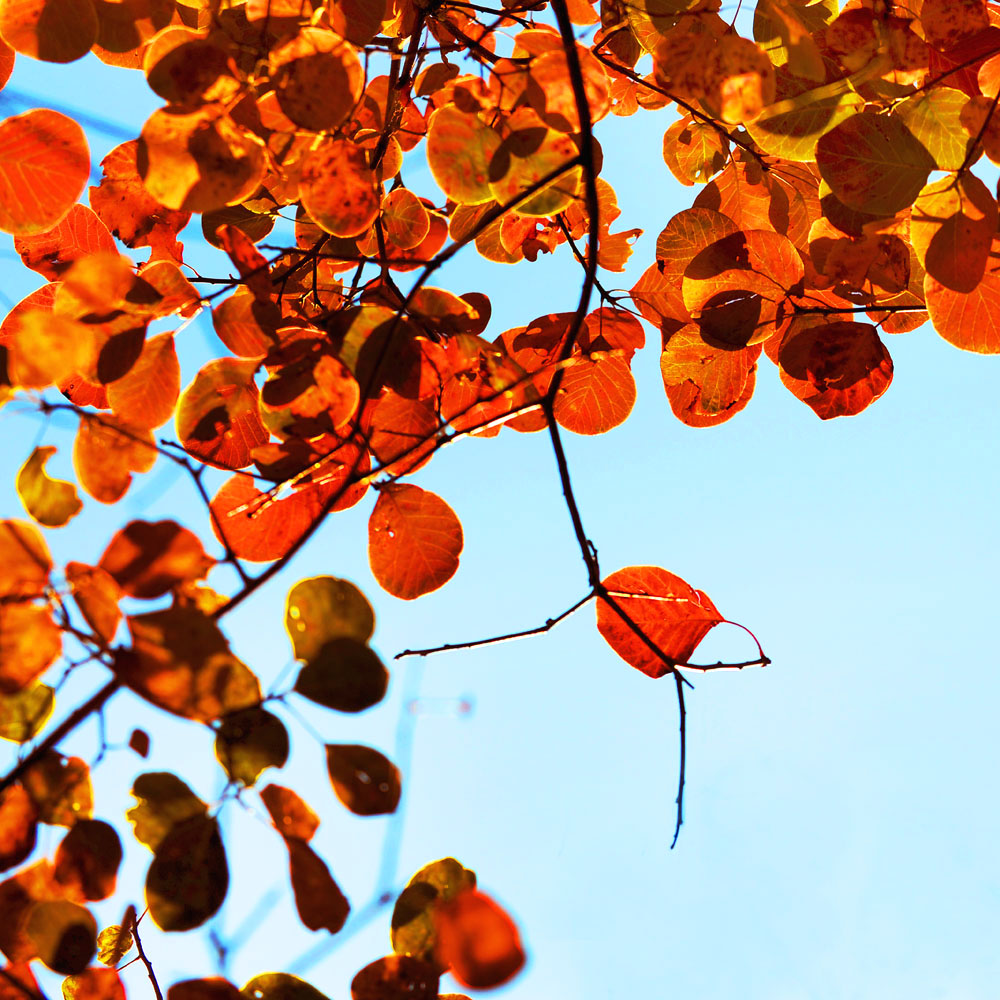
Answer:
xmin=294 ymin=638 xmax=388 ymax=713
xmin=815 ymin=112 xmax=935 ymax=216
xmin=53 ymin=819 xmax=122 ymax=900
xmin=128 ymin=729 xmax=150 ymax=758
xmin=0 ymin=683 xmax=54 ymax=743
xmin=0 ymin=110 xmax=89 ymax=234
xmin=22 ymin=751 xmax=92 ymax=826
xmin=778 ymin=321 xmax=893 ymax=419
xmin=96 ymin=920 xmax=133 ymax=966
xmin=432 ymin=890 xmax=525 ymax=990
xmin=215 ymin=707 xmax=289 ymax=787
xmin=25 ymin=899 xmax=96 ymax=974
xmin=596 ymin=566 xmax=724 ymax=677
xmin=127 ymin=772 xmax=206 ymax=851
xmin=284 ymin=836 xmax=350 ymax=934
xmin=0 ymin=785 xmax=38 ymax=872
xmin=0 ymin=0 xmax=97 ymax=62
xmin=65 ymin=562 xmax=122 ymax=645
xmin=368 ymin=485 xmax=463 ymax=600
xmin=62 ymin=967 xmax=125 ymax=1000
xmin=16 ymin=446 xmax=82 ymax=527
xmin=146 ymin=814 xmax=228 ymax=931
xmin=285 ymin=576 xmax=375 ymax=661
xmin=241 ymin=974 xmax=330 ymax=1000
xmin=99 ymin=519 xmax=213 ymax=599
xmin=350 ymin=956 xmax=438 ymax=1000
xmin=260 ymin=785 xmax=319 ymax=841
xmin=391 ymin=858 xmax=477 ymax=968
xmin=325 ymin=743 xmax=401 ymax=815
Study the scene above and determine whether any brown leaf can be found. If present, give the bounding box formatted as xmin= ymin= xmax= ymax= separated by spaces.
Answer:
xmin=325 ymin=744 xmax=401 ymax=816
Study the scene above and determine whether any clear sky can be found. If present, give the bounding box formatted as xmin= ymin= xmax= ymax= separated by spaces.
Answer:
xmin=1 ymin=29 xmax=999 ymax=1000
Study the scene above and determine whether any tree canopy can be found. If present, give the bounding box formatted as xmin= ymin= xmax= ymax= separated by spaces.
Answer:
xmin=0 ymin=0 xmax=996 ymax=996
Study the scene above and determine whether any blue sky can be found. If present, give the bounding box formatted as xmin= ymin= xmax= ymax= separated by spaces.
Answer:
xmin=1 ymin=32 xmax=1000 ymax=1000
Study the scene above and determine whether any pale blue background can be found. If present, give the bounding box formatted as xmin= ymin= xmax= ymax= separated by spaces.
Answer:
xmin=1 ymin=27 xmax=999 ymax=1000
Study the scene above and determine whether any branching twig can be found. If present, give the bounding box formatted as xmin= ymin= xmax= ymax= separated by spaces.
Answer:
xmin=131 ymin=910 xmax=164 ymax=1000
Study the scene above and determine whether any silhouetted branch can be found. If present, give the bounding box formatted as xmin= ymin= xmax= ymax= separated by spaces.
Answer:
xmin=132 ymin=910 xmax=164 ymax=1000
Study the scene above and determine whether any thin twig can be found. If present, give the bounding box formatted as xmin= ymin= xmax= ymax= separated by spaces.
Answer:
xmin=132 ymin=909 xmax=164 ymax=1000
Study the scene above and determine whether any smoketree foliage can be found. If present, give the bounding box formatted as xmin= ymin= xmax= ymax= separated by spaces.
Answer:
xmin=0 ymin=0 xmax=993 ymax=995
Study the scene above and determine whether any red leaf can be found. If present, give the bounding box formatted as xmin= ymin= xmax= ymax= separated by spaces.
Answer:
xmin=13 ymin=204 xmax=115 ymax=280
xmin=285 ymin=836 xmax=350 ymax=933
xmin=596 ymin=566 xmax=723 ymax=677
xmin=368 ymin=484 xmax=462 ymax=599
xmin=433 ymin=890 xmax=525 ymax=990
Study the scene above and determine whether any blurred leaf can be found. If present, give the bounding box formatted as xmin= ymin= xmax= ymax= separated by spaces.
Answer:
xmin=167 ymin=979 xmax=242 ymax=1000
xmin=284 ymin=837 xmax=350 ymax=934
xmin=285 ymin=577 xmax=375 ymax=661
xmin=350 ymin=956 xmax=438 ymax=1000
xmin=241 ymin=973 xmax=329 ymax=1000
xmin=65 ymin=563 xmax=122 ymax=645
xmin=22 ymin=752 xmax=92 ymax=827
xmin=62 ymin=966 xmax=125 ymax=1000
xmin=127 ymin=772 xmax=207 ymax=852
xmin=54 ymin=820 xmax=122 ymax=900
xmin=325 ymin=744 xmax=401 ymax=816
xmin=0 ymin=785 xmax=37 ymax=873
xmin=99 ymin=520 xmax=213 ymax=599
xmin=391 ymin=858 xmax=476 ymax=968
xmin=294 ymin=638 xmax=388 ymax=713
xmin=128 ymin=729 xmax=150 ymax=758
xmin=96 ymin=921 xmax=133 ymax=966
xmin=259 ymin=785 xmax=319 ymax=842
xmin=433 ymin=890 xmax=525 ymax=990
xmin=215 ymin=707 xmax=289 ymax=787
xmin=16 ymin=447 xmax=82 ymax=527
xmin=146 ymin=815 xmax=228 ymax=931
xmin=0 ymin=519 xmax=52 ymax=599
xmin=26 ymin=899 xmax=96 ymax=975
xmin=0 ymin=684 xmax=54 ymax=743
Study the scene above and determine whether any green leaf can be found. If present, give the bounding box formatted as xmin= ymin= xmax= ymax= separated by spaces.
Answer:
xmin=285 ymin=577 xmax=375 ymax=661
xmin=97 ymin=923 xmax=134 ymax=966
xmin=26 ymin=899 xmax=96 ymax=974
xmin=894 ymin=88 xmax=973 ymax=172
xmin=16 ymin=446 xmax=82 ymax=527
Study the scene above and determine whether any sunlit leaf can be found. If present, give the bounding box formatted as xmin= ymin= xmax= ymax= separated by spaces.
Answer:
xmin=427 ymin=107 xmax=500 ymax=206
xmin=26 ymin=899 xmax=95 ymax=974
xmin=73 ymin=414 xmax=157 ymax=504
xmin=925 ymin=238 xmax=1000 ymax=354
xmin=433 ymin=889 xmax=525 ymax=990
xmin=0 ymin=786 xmax=37 ymax=872
xmin=350 ymin=956 xmax=438 ymax=1000
xmin=325 ymin=743 xmax=401 ymax=816
xmin=96 ymin=922 xmax=133 ymax=966
xmin=13 ymin=203 xmax=115 ymax=280
xmin=0 ymin=110 xmax=89 ymax=234
xmin=106 ymin=330 xmax=180 ymax=429
xmin=0 ymin=683 xmax=53 ymax=743
xmin=215 ymin=707 xmax=289 ymax=787
xmin=65 ymin=562 xmax=121 ymax=645
xmin=0 ymin=520 xmax=51 ymax=598
xmin=16 ymin=446 xmax=81 ymax=527
xmin=553 ymin=353 xmax=636 ymax=435
xmin=146 ymin=815 xmax=228 ymax=931
xmin=0 ymin=0 xmax=97 ymax=61
xmin=62 ymin=966 xmax=125 ymax=1000
xmin=241 ymin=974 xmax=329 ymax=1000
xmin=284 ymin=836 xmax=350 ymax=934
xmin=294 ymin=638 xmax=388 ymax=714
xmin=368 ymin=485 xmax=463 ymax=600
xmin=285 ymin=576 xmax=375 ymax=662
xmin=22 ymin=752 xmax=92 ymax=826
xmin=122 ymin=606 xmax=261 ymax=722
xmin=99 ymin=519 xmax=213 ymax=599
xmin=299 ymin=138 xmax=379 ymax=238
xmin=127 ymin=772 xmax=206 ymax=852
xmin=596 ymin=566 xmax=723 ymax=676
xmin=0 ymin=603 xmax=61 ymax=694
xmin=53 ymin=819 xmax=122 ymax=900
xmin=391 ymin=858 xmax=476 ymax=968
xmin=8 ymin=310 xmax=97 ymax=389
xmin=260 ymin=785 xmax=319 ymax=842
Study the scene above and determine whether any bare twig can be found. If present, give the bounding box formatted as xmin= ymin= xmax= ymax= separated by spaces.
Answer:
xmin=132 ymin=909 xmax=164 ymax=1000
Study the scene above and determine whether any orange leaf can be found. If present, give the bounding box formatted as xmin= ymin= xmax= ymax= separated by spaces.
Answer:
xmin=99 ymin=519 xmax=213 ymax=599
xmin=0 ymin=110 xmax=89 ymax=234
xmin=368 ymin=484 xmax=463 ymax=599
xmin=0 ymin=0 xmax=97 ymax=62
xmin=299 ymin=138 xmax=379 ymax=238
xmin=553 ymin=353 xmax=636 ymax=435
xmin=260 ymin=784 xmax=319 ymax=841
xmin=433 ymin=890 xmax=525 ymax=990
xmin=0 ymin=786 xmax=37 ymax=873
xmin=596 ymin=566 xmax=723 ymax=677
xmin=0 ymin=520 xmax=52 ymax=599
xmin=0 ymin=603 xmax=61 ymax=694
xmin=216 ymin=223 xmax=272 ymax=304
xmin=13 ymin=203 xmax=115 ymax=280
xmin=66 ymin=562 xmax=122 ymax=645
xmin=106 ymin=330 xmax=180 ymax=429
xmin=326 ymin=743 xmax=401 ymax=815
xmin=53 ymin=819 xmax=121 ymax=900
xmin=73 ymin=414 xmax=157 ymax=504
xmin=62 ymin=968 xmax=125 ymax=1000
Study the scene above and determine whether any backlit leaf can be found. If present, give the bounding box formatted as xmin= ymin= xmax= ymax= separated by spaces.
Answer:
xmin=25 ymin=899 xmax=95 ymax=974
xmin=127 ymin=772 xmax=206 ymax=852
xmin=8 ymin=311 xmax=96 ymax=389
xmin=299 ymin=139 xmax=379 ymax=238
xmin=99 ymin=519 xmax=213 ymax=599
xmin=294 ymin=638 xmax=388 ymax=713
xmin=0 ymin=519 xmax=51 ymax=598
xmin=350 ymin=956 xmax=438 ymax=1000
xmin=146 ymin=815 xmax=228 ymax=931
xmin=433 ymin=890 xmax=525 ymax=990
xmin=96 ymin=923 xmax=133 ymax=966
xmin=0 ymin=683 xmax=53 ymax=743
xmin=14 ymin=203 xmax=115 ymax=279
xmin=596 ymin=566 xmax=723 ymax=676
xmin=553 ymin=354 xmax=636 ymax=435
xmin=894 ymin=88 xmax=972 ymax=172
xmin=122 ymin=606 xmax=261 ymax=722
xmin=391 ymin=858 xmax=476 ymax=969
xmin=285 ymin=577 xmax=375 ymax=661
xmin=65 ymin=562 xmax=122 ymax=644
xmin=325 ymin=743 xmax=401 ymax=816
xmin=241 ymin=974 xmax=329 ymax=1000
xmin=427 ymin=107 xmax=500 ymax=205
xmin=53 ymin=819 xmax=122 ymax=900
xmin=0 ymin=603 xmax=61 ymax=694
xmin=260 ymin=785 xmax=319 ymax=842
xmin=0 ymin=786 xmax=37 ymax=872
xmin=815 ymin=112 xmax=935 ymax=216
xmin=17 ymin=446 xmax=82 ymax=527
xmin=73 ymin=414 xmax=157 ymax=504
xmin=368 ymin=485 xmax=463 ymax=600
xmin=0 ymin=110 xmax=89 ymax=234
xmin=924 ymin=238 xmax=1000 ymax=354
xmin=285 ymin=836 xmax=350 ymax=934
xmin=106 ymin=331 xmax=180 ymax=429
xmin=62 ymin=967 xmax=125 ymax=1000
xmin=0 ymin=0 xmax=97 ymax=61
xmin=215 ymin=707 xmax=289 ymax=787
xmin=22 ymin=752 xmax=92 ymax=826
